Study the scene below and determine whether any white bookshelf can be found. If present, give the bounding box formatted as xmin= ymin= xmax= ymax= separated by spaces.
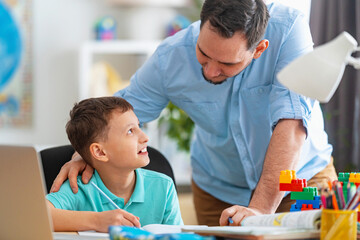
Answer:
xmin=79 ymin=40 xmax=160 ymax=100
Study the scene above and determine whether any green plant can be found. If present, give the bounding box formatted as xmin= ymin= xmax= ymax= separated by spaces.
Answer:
xmin=158 ymin=102 xmax=194 ymax=152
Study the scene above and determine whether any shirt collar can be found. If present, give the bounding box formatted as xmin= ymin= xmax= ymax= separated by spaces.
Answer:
xmin=94 ymin=169 xmax=145 ymax=206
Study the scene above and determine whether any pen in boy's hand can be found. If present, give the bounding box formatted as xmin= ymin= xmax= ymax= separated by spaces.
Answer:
xmin=91 ymin=182 xmax=120 ymax=210
xmin=228 ymin=217 xmax=234 ymax=224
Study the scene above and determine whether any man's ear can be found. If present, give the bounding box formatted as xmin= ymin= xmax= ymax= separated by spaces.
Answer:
xmin=90 ymin=143 xmax=109 ymax=162
xmin=253 ymin=39 xmax=269 ymax=59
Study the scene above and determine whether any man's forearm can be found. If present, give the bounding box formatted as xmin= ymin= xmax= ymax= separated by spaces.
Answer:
xmin=248 ymin=119 xmax=306 ymax=214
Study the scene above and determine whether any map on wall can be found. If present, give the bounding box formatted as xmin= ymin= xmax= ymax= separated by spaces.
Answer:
xmin=0 ymin=0 xmax=32 ymax=128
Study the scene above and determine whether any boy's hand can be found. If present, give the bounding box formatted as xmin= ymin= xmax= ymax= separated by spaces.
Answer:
xmin=219 ymin=205 xmax=262 ymax=226
xmin=96 ymin=209 xmax=141 ymax=232
xmin=50 ymin=152 xmax=94 ymax=193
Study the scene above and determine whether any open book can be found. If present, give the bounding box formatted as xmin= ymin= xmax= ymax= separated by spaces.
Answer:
xmin=80 ymin=210 xmax=322 ymax=239
xmin=181 ymin=210 xmax=322 ymax=240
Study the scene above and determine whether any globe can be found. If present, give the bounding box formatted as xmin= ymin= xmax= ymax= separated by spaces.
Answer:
xmin=0 ymin=2 xmax=22 ymax=91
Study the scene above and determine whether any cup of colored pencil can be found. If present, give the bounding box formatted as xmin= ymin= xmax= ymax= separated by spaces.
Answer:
xmin=320 ymin=180 xmax=359 ymax=240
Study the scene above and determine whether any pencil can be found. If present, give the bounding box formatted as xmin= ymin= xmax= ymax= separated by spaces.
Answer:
xmin=320 ymin=189 xmax=327 ymax=208
xmin=91 ymin=182 xmax=120 ymax=210
xmin=331 ymin=190 xmax=339 ymax=211
xmin=336 ymin=182 xmax=345 ymax=209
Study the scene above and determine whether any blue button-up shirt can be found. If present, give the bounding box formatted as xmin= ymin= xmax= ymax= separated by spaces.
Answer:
xmin=115 ymin=3 xmax=333 ymax=206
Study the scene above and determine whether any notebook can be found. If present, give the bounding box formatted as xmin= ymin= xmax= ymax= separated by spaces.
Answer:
xmin=0 ymin=145 xmax=108 ymax=240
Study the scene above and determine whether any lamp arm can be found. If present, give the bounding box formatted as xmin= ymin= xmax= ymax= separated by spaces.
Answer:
xmin=346 ymin=56 xmax=360 ymax=70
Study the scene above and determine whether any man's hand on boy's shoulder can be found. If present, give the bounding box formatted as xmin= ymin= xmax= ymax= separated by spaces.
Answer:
xmin=95 ymin=209 xmax=141 ymax=232
xmin=50 ymin=151 xmax=94 ymax=193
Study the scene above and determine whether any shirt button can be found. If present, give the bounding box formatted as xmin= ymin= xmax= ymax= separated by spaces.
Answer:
xmin=258 ymin=88 xmax=264 ymax=94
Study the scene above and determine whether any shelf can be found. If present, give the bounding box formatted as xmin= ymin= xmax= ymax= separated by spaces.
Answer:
xmin=79 ymin=40 xmax=161 ymax=100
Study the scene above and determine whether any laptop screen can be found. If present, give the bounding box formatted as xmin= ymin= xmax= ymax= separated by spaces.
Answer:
xmin=0 ymin=145 xmax=54 ymax=240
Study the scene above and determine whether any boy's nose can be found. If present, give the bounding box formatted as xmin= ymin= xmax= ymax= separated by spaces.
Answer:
xmin=141 ymin=131 xmax=149 ymax=143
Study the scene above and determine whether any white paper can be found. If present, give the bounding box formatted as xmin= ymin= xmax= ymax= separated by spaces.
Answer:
xmin=143 ymin=224 xmax=206 ymax=234
xmin=77 ymin=230 xmax=109 ymax=238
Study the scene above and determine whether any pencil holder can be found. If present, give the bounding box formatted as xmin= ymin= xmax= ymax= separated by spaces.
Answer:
xmin=320 ymin=209 xmax=357 ymax=240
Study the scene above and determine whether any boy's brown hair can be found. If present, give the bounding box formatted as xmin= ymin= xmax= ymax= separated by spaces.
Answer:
xmin=66 ymin=96 xmax=134 ymax=165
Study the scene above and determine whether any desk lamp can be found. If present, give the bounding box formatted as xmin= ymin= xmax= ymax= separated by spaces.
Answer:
xmin=278 ymin=32 xmax=360 ymax=103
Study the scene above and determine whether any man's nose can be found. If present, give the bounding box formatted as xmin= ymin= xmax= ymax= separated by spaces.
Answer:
xmin=203 ymin=61 xmax=221 ymax=78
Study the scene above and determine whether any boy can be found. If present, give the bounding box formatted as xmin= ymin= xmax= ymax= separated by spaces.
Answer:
xmin=46 ymin=97 xmax=183 ymax=232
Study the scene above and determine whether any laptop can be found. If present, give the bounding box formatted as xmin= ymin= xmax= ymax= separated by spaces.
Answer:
xmin=0 ymin=145 xmax=107 ymax=240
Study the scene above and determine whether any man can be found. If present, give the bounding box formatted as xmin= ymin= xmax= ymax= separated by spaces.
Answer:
xmin=52 ymin=0 xmax=337 ymax=226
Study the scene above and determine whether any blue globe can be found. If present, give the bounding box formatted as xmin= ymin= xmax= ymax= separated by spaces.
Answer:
xmin=0 ymin=2 xmax=22 ymax=91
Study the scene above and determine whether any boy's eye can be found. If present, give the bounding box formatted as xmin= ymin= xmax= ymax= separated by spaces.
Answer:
xmin=127 ymin=129 xmax=133 ymax=134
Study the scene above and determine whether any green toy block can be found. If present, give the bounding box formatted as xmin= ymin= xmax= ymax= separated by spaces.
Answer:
xmin=338 ymin=172 xmax=350 ymax=183
xmin=290 ymin=187 xmax=318 ymax=200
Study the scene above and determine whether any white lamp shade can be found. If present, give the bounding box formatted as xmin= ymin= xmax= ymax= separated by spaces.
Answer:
xmin=278 ymin=32 xmax=358 ymax=103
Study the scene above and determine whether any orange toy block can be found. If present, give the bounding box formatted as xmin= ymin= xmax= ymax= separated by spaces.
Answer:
xmin=349 ymin=173 xmax=360 ymax=184
xmin=279 ymin=170 xmax=296 ymax=184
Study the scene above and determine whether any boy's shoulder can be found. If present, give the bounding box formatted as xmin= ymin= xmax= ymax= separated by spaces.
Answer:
xmin=57 ymin=175 xmax=91 ymax=193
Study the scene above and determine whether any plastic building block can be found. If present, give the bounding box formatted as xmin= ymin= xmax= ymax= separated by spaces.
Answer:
xmin=295 ymin=196 xmax=321 ymax=209
xmin=338 ymin=172 xmax=350 ymax=183
xmin=290 ymin=187 xmax=318 ymax=200
xmin=290 ymin=203 xmax=301 ymax=212
xmin=279 ymin=179 xmax=307 ymax=192
xmin=279 ymin=170 xmax=296 ymax=184
xmin=349 ymin=172 xmax=360 ymax=184
xmin=301 ymin=204 xmax=314 ymax=211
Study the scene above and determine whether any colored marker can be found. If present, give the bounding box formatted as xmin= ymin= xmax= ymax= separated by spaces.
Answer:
xmin=228 ymin=217 xmax=234 ymax=224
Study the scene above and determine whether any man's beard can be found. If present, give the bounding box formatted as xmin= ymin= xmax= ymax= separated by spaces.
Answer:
xmin=201 ymin=68 xmax=227 ymax=85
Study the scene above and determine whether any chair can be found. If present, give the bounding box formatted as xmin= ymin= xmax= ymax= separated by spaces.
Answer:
xmin=40 ymin=145 xmax=176 ymax=193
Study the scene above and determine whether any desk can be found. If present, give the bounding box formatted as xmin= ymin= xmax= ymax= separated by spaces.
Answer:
xmin=53 ymin=232 xmax=108 ymax=240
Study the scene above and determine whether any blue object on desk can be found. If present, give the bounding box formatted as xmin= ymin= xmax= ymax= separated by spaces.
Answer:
xmin=109 ymin=226 xmax=215 ymax=240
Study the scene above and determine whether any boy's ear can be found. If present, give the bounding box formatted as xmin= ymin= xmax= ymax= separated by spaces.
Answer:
xmin=89 ymin=143 xmax=109 ymax=162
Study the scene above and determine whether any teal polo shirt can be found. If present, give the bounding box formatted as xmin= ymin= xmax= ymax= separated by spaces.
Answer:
xmin=46 ymin=168 xmax=183 ymax=226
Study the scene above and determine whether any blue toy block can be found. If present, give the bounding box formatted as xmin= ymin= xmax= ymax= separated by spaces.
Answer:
xmin=295 ymin=196 xmax=321 ymax=209
xmin=290 ymin=203 xmax=301 ymax=212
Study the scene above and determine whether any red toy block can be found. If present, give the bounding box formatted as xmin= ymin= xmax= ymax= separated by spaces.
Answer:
xmin=301 ymin=204 xmax=314 ymax=211
xmin=290 ymin=179 xmax=307 ymax=192
xmin=279 ymin=183 xmax=292 ymax=191
xmin=279 ymin=179 xmax=307 ymax=192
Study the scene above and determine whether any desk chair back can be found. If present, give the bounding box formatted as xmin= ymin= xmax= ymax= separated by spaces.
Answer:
xmin=40 ymin=145 xmax=176 ymax=193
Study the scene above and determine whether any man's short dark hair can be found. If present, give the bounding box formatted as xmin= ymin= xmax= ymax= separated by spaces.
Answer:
xmin=66 ymin=96 xmax=133 ymax=165
xmin=200 ymin=0 xmax=269 ymax=50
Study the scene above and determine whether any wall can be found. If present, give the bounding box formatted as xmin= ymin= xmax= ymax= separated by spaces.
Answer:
xmin=0 ymin=0 xmax=179 ymax=147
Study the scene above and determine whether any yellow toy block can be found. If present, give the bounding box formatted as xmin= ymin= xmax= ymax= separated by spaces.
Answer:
xmin=279 ymin=170 xmax=296 ymax=184
xmin=349 ymin=172 xmax=360 ymax=183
